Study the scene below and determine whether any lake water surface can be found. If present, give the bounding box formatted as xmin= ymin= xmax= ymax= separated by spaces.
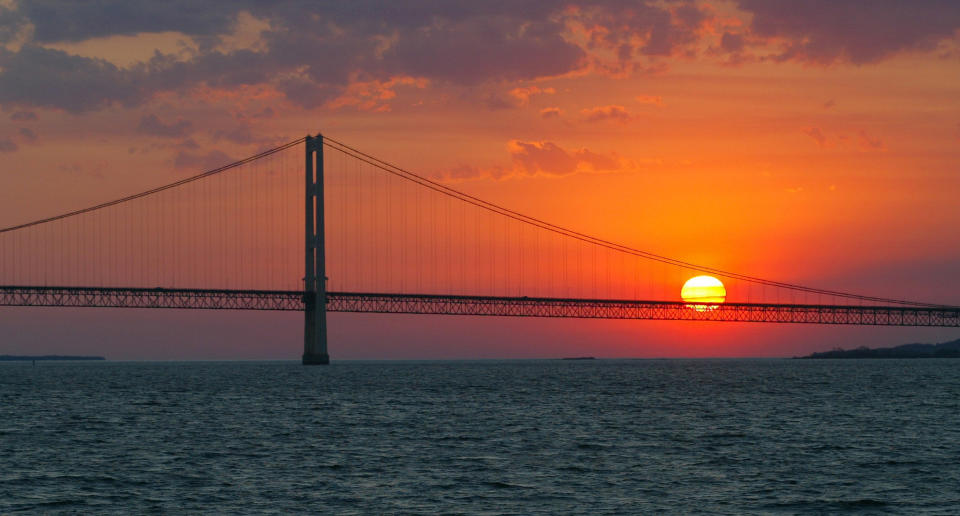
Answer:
xmin=2 ymin=359 xmax=959 ymax=514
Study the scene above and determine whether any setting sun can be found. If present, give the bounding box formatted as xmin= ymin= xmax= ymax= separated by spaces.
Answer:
xmin=681 ymin=276 xmax=726 ymax=311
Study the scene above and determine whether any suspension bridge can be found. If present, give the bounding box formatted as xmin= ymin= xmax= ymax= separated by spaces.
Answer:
xmin=1 ymin=134 xmax=957 ymax=364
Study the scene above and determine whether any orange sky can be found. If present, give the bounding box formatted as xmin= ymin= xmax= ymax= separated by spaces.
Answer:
xmin=1 ymin=1 xmax=959 ymax=359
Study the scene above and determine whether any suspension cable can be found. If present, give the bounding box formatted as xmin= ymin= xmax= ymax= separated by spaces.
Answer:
xmin=0 ymin=138 xmax=304 ymax=234
xmin=321 ymin=135 xmax=952 ymax=308
xmin=1 ymin=133 xmax=948 ymax=308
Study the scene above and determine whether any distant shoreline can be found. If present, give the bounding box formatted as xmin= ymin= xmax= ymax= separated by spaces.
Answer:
xmin=0 ymin=355 xmax=106 ymax=361
xmin=796 ymin=339 xmax=960 ymax=359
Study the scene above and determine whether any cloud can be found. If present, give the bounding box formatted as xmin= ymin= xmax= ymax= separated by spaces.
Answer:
xmin=9 ymin=110 xmax=37 ymax=121
xmin=479 ymin=92 xmax=518 ymax=111
xmin=573 ymin=148 xmax=620 ymax=171
xmin=635 ymin=95 xmax=664 ymax=107
xmin=0 ymin=1 xmax=719 ymax=113
xmin=58 ymin=160 xmax=109 ymax=178
xmin=434 ymin=163 xmax=508 ymax=182
xmin=137 ymin=114 xmax=193 ymax=138
xmin=468 ymin=83 xmax=563 ymax=112
xmin=508 ymin=140 xmax=623 ymax=176
xmin=857 ymin=130 xmax=887 ymax=152
xmin=0 ymin=0 xmax=954 ymax=119
xmin=802 ymin=127 xmax=828 ymax=148
xmin=540 ymin=107 xmax=563 ymax=119
xmin=510 ymin=140 xmax=578 ymax=175
xmin=17 ymin=127 xmax=37 ymax=143
xmin=5 ymin=1 xmax=952 ymax=117
xmin=5 ymin=1 xmax=239 ymax=43
xmin=574 ymin=1 xmax=712 ymax=67
xmin=0 ymin=45 xmax=140 ymax=113
xmin=173 ymin=149 xmax=234 ymax=171
xmin=0 ymin=137 xmax=17 ymax=152
xmin=581 ymin=105 xmax=635 ymax=123
xmin=736 ymin=0 xmax=960 ymax=65
xmin=440 ymin=139 xmax=628 ymax=181
xmin=720 ymin=32 xmax=745 ymax=53
xmin=381 ymin=17 xmax=585 ymax=85
xmin=211 ymin=125 xmax=276 ymax=146
xmin=175 ymin=138 xmax=200 ymax=151
xmin=803 ymin=126 xmax=889 ymax=151
xmin=508 ymin=86 xmax=556 ymax=106
xmin=326 ymin=76 xmax=428 ymax=112
xmin=251 ymin=106 xmax=273 ymax=119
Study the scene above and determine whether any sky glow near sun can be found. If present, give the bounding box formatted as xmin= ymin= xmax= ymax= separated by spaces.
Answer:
xmin=0 ymin=1 xmax=959 ymax=359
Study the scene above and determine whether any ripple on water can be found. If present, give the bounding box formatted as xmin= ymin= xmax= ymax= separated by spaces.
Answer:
xmin=1 ymin=359 xmax=959 ymax=513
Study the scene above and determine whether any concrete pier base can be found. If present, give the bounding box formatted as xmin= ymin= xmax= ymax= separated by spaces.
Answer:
xmin=302 ymin=352 xmax=330 ymax=365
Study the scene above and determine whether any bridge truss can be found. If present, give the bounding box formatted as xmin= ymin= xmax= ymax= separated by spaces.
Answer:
xmin=2 ymin=286 xmax=958 ymax=327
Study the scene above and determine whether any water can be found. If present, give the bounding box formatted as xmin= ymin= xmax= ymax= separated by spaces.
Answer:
xmin=2 ymin=359 xmax=959 ymax=514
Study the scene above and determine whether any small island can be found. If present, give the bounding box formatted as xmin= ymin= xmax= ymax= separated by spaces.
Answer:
xmin=0 ymin=355 xmax=105 ymax=361
xmin=797 ymin=338 xmax=960 ymax=359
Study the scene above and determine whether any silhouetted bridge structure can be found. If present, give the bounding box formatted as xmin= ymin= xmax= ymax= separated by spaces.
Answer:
xmin=2 ymin=286 xmax=958 ymax=326
xmin=1 ymin=134 xmax=957 ymax=363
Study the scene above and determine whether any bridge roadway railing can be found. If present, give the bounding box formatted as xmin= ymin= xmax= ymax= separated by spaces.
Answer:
xmin=1 ymin=286 xmax=958 ymax=327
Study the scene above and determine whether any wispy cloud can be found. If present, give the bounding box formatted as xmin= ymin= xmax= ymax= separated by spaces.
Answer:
xmin=509 ymin=86 xmax=555 ymax=106
xmin=857 ymin=130 xmax=887 ymax=152
xmin=10 ymin=110 xmax=37 ymax=121
xmin=435 ymin=139 xmax=635 ymax=182
xmin=635 ymin=95 xmax=664 ymax=107
xmin=0 ymin=137 xmax=18 ymax=153
xmin=508 ymin=140 xmax=624 ymax=176
xmin=802 ymin=127 xmax=829 ymax=148
xmin=173 ymin=149 xmax=234 ymax=171
xmin=17 ymin=127 xmax=37 ymax=143
xmin=540 ymin=107 xmax=563 ymax=119
xmin=737 ymin=0 xmax=960 ymax=65
xmin=581 ymin=105 xmax=635 ymax=123
xmin=137 ymin=114 xmax=193 ymax=138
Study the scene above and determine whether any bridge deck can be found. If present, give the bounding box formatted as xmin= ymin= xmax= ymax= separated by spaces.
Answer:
xmin=1 ymin=286 xmax=958 ymax=327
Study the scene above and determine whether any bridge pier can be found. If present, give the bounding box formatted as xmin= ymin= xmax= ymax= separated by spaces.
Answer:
xmin=303 ymin=296 xmax=328 ymax=364
xmin=303 ymin=134 xmax=329 ymax=365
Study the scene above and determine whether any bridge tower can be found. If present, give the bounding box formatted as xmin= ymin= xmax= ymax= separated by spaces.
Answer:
xmin=303 ymin=134 xmax=329 ymax=365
